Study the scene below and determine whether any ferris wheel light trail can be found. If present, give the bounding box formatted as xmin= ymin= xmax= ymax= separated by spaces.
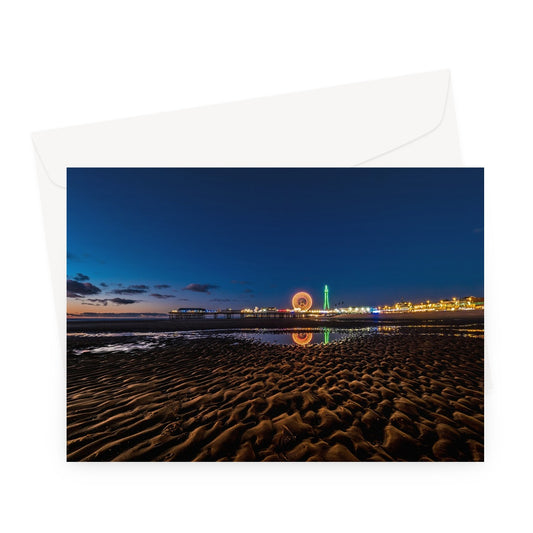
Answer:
xmin=291 ymin=291 xmax=312 ymax=311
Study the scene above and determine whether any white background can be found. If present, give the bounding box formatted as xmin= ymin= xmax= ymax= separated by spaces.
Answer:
xmin=1 ymin=1 xmax=532 ymax=532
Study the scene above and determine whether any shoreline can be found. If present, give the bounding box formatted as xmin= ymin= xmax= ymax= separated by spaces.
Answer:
xmin=67 ymin=310 xmax=484 ymax=333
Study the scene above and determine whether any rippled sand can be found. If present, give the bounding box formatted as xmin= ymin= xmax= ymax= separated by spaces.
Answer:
xmin=67 ymin=332 xmax=484 ymax=461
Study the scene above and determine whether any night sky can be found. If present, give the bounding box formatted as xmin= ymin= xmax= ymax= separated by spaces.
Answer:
xmin=67 ymin=168 xmax=483 ymax=316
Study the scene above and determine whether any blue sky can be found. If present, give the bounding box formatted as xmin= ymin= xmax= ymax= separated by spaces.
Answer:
xmin=67 ymin=168 xmax=483 ymax=315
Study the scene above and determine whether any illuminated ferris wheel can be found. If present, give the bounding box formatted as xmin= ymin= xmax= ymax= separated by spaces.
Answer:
xmin=292 ymin=291 xmax=313 ymax=311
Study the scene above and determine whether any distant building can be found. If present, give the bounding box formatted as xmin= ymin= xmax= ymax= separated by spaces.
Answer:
xmin=378 ymin=296 xmax=483 ymax=313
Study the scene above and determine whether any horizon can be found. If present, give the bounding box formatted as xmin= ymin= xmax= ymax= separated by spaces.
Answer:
xmin=67 ymin=168 xmax=483 ymax=316
xmin=66 ymin=291 xmax=484 ymax=319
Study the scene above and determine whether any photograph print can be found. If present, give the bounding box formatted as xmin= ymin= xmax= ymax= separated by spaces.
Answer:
xmin=67 ymin=167 xmax=484 ymax=462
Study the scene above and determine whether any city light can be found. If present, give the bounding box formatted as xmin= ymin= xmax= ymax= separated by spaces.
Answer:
xmin=169 ymin=292 xmax=483 ymax=319
xmin=377 ymin=296 xmax=484 ymax=313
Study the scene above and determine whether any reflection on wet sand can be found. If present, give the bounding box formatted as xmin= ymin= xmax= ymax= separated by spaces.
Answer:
xmin=67 ymin=323 xmax=484 ymax=355
xmin=292 ymin=331 xmax=313 ymax=345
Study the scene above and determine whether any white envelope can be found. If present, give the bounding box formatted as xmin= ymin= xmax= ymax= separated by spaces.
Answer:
xmin=32 ymin=69 xmax=461 ymax=334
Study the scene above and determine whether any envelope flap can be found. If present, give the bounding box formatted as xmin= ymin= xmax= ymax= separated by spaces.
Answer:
xmin=33 ymin=70 xmax=451 ymax=188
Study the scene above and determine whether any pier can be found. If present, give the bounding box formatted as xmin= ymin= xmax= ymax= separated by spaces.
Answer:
xmin=168 ymin=308 xmax=326 ymax=320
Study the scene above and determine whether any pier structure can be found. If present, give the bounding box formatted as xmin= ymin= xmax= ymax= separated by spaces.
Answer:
xmin=168 ymin=289 xmax=376 ymax=320
xmin=168 ymin=308 xmax=323 ymax=320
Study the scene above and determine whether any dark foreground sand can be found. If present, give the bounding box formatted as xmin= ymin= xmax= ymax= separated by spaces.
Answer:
xmin=67 ymin=323 xmax=484 ymax=461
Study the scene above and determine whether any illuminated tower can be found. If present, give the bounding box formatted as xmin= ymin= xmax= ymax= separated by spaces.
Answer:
xmin=323 ymin=285 xmax=330 ymax=310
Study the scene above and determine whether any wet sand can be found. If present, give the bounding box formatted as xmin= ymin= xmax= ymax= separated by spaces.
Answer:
xmin=67 ymin=322 xmax=484 ymax=461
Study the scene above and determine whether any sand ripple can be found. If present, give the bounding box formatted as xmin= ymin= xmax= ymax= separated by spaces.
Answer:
xmin=67 ymin=333 xmax=484 ymax=461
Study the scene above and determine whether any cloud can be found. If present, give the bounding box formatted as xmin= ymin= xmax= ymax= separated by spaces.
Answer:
xmin=83 ymin=298 xmax=109 ymax=306
xmin=154 ymin=284 xmax=171 ymax=289
xmin=73 ymin=273 xmax=90 ymax=281
xmin=100 ymin=282 xmax=108 ymax=287
xmin=110 ymin=298 xmax=139 ymax=305
xmin=151 ymin=293 xmax=174 ymax=299
xmin=113 ymin=284 xmax=149 ymax=295
xmin=79 ymin=297 xmax=140 ymax=306
xmin=183 ymin=283 xmax=219 ymax=294
xmin=113 ymin=289 xmax=146 ymax=295
xmin=67 ymin=280 xmax=102 ymax=298
xmin=243 ymin=288 xmax=254 ymax=293
xmin=210 ymin=298 xmax=232 ymax=302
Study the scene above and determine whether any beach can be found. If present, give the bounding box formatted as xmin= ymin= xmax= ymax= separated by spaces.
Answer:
xmin=67 ymin=315 xmax=484 ymax=461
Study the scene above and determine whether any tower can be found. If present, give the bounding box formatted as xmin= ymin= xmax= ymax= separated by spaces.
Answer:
xmin=324 ymin=284 xmax=330 ymax=310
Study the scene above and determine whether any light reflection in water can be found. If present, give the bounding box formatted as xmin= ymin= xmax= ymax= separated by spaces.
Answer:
xmin=68 ymin=324 xmax=483 ymax=354
xmin=291 ymin=332 xmax=313 ymax=346
xmin=227 ymin=325 xmax=482 ymax=345
xmin=235 ymin=327 xmax=377 ymax=346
